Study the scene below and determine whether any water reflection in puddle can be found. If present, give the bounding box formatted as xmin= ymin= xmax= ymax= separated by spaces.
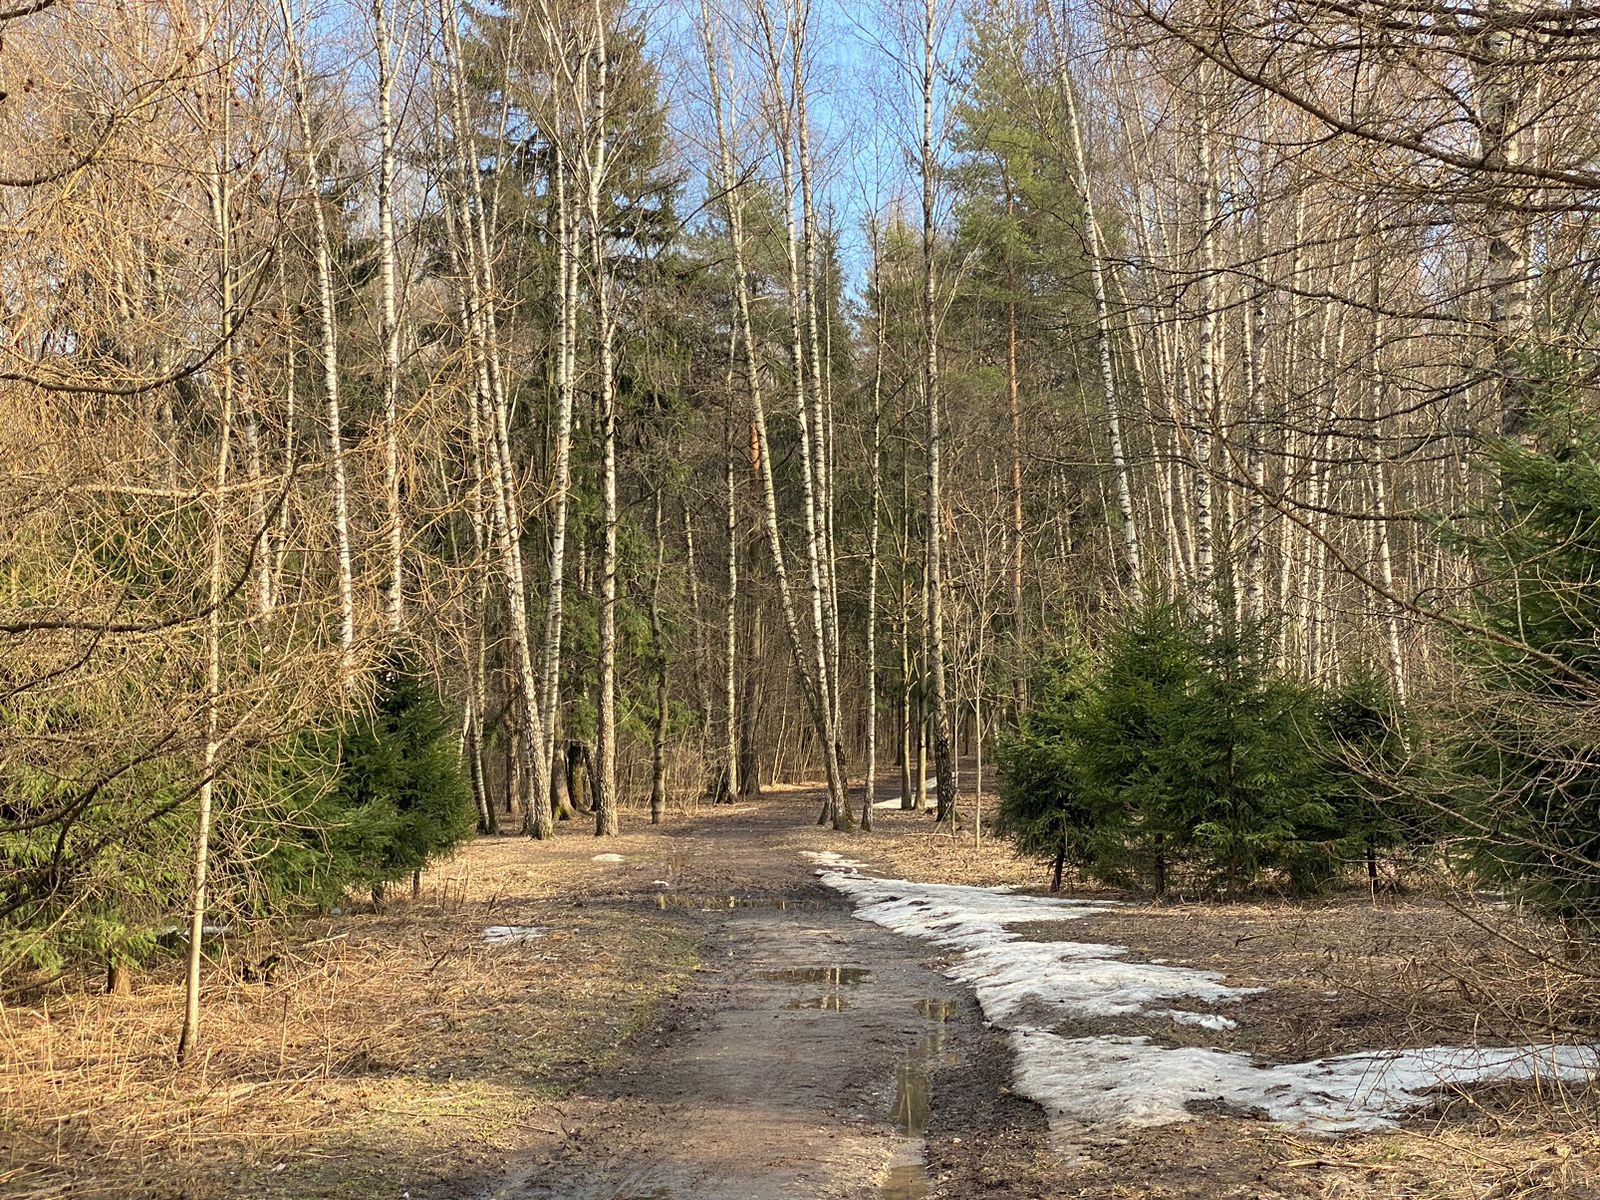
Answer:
xmin=879 ymin=1163 xmax=930 ymax=1200
xmin=893 ymin=996 xmax=956 ymax=1133
xmin=656 ymin=894 xmax=819 ymax=911
xmin=788 ymin=993 xmax=852 ymax=1011
xmin=764 ymin=965 xmax=870 ymax=1013
xmin=760 ymin=966 xmax=872 ymax=985
xmin=883 ymin=998 xmax=956 ymax=1198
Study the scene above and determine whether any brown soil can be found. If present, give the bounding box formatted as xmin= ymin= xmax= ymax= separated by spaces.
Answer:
xmin=5 ymin=782 xmax=1599 ymax=1200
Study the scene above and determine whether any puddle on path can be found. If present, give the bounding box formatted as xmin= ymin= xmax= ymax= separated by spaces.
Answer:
xmin=879 ymin=1164 xmax=930 ymax=1199
xmin=760 ymin=966 xmax=872 ymax=985
xmin=883 ymin=998 xmax=955 ymax=1197
xmin=894 ymin=996 xmax=956 ymax=1133
xmin=788 ymin=994 xmax=852 ymax=1011
xmin=655 ymin=893 xmax=820 ymax=911
xmin=764 ymin=965 xmax=870 ymax=1014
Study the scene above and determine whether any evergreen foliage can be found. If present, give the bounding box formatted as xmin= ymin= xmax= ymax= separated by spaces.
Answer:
xmin=992 ymin=647 xmax=1101 ymax=878
xmin=997 ymin=604 xmax=1409 ymax=896
xmin=0 ymin=655 xmax=474 ymax=981
xmin=1319 ymin=666 xmax=1417 ymax=884
xmin=325 ymin=654 xmax=476 ymax=898
xmin=1450 ymin=405 xmax=1600 ymax=919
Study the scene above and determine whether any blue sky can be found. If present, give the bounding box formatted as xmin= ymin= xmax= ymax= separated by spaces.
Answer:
xmin=647 ymin=0 xmax=972 ymax=293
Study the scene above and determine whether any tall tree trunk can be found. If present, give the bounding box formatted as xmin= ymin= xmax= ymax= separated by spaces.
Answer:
xmin=920 ymin=0 xmax=956 ymax=828
xmin=1243 ymin=273 xmax=1266 ymax=626
xmin=700 ymin=4 xmax=835 ymax=820
xmin=540 ymin=156 xmax=578 ymax=781
xmin=682 ymin=503 xmax=711 ymax=732
xmin=180 ymin=139 xmax=237 ymax=1063
xmin=794 ymin=20 xmax=848 ymax=824
xmin=1192 ymin=108 xmax=1219 ymax=619
xmin=755 ymin=0 xmax=848 ymax=829
xmin=722 ymin=345 xmax=741 ymax=804
xmin=1004 ymin=184 xmax=1026 ymax=718
xmin=1368 ymin=252 xmax=1410 ymax=708
xmin=1473 ymin=0 xmax=1532 ymax=443
xmin=1049 ymin=26 xmax=1142 ymax=598
xmin=375 ymin=0 xmax=404 ymax=635
xmin=650 ymin=496 xmax=669 ymax=825
xmin=281 ymin=0 xmax=356 ymax=676
xmin=861 ymin=236 xmax=886 ymax=831
xmin=584 ymin=3 xmax=619 ymax=839
xmin=738 ymin=605 xmax=764 ymax=798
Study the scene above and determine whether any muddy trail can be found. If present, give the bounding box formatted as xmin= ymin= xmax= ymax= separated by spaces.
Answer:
xmin=471 ymin=799 xmax=1006 ymax=1200
xmin=449 ymin=791 xmax=1598 ymax=1200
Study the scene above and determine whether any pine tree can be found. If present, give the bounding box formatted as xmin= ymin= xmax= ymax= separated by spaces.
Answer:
xmin=1159 ymin=618 xmax=1335 ymax=896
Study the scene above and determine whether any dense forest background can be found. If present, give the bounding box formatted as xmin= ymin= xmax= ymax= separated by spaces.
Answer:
xmin=3 ymin=0 xmax=1599 ymax=1056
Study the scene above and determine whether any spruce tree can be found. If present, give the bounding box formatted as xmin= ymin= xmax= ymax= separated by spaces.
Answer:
xmin=1320 ymin=666 xmax=1416 ymax=887
xmin=1451 ymin=404 xmax=1600 ymax=919
xmin=995 ymin=647 xmax=1100 ymax=889
xmin=328 ymin=653 xmax=475 ymax=902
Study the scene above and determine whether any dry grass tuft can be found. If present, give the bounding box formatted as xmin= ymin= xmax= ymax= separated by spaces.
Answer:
xmin=0 ymin=824 xmax=698 ymax=1200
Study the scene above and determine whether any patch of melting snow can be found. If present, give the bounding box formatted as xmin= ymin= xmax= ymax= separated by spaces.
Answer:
xmin=482 ymin=925 xmax=544 ymax=944
xmin=1163 ymin=1010 xmax=1237 ymax=1031
xmin=804 ymin=852 xmax=1599 ymax=1136
xmin=591 ymin=852 xmax=627 ymax=863
xmin=1010 ymin=1031 xmax=1599 ymax=1134
xmin=802 ymin=857 xmax=1255 ymax=1025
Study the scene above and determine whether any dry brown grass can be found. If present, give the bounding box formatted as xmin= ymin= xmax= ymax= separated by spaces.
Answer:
xmin=837 ymin=792 xmax=1046 ymax=890
xmin=0 ymin=821 xmax=699 ymax=1200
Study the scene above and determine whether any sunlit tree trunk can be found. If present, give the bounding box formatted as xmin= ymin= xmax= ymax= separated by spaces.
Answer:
xmin=438 ymin=0 xmax=551 ymax=836
xmin=281 ymin=0 xmax=356 ymax=676
xmin=1191 ymin=108 xmax=1219 ymax=618
xmin=1047 ymin=14 xmax=1142 ymax=598
xmin=919 ymin=0 xmax=956 ymax=828
xmin=180 ymin=126 xmax=237 ymax=1064
xmin=722 ymin=343 xmax=741 ymax=805
xmin=755 ymin=0 xmax=848 ymax=828
xmin=649 ymin=495 xmax=669 ymax=825
xmin=583 ymin=0 xmax=620 ymax=838
xmin=1473 ymin=0 xmax=1532 ymax=443
xmin=700 ymin=1 xmax=835 ymax=819
xmin=374 ymin=0 xmax=405 ymax=635
xmin=860 ymin=235 xmax=886 ymax=831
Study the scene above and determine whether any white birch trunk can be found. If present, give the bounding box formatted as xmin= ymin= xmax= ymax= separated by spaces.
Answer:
xmin=700 ymin=6 xmax=835 ymax=810
xmin=374 ymin=0 xmax=404 ymax=634
xmin=280 ymin=0 xmax=356 ymax=675
xmin=1049 ymin=21 xmax=1142 ymax=598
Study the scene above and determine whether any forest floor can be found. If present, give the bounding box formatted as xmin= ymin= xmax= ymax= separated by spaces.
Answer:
xmin=5 ymin=778 xmax=1600 ymax=1199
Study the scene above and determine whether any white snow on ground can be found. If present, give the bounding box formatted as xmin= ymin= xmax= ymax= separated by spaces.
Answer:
xmin=591 ymin=853 xmax=627 ymax=863
xmin=804 ymin=853 xmax=1599 ymax=1135
xmin=1163 ymin=1010 xmax=1238 ymax=1031
xmin=804 ymin=850 xmax=870 ymax=872
xmin=482 ymin=925 xmax=544 ymax=944
xmin=1011 ymin=1031 xmax=1600 ymax=1133
xmin=802 ymin=856 xmax=1256 ymax=1025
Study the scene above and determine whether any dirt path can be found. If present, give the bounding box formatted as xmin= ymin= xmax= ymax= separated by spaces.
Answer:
xmin=477 ymin=803 xmax=978 ymax=1200
xmin=455 ymin=789 xmax=1599 ymax=1200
